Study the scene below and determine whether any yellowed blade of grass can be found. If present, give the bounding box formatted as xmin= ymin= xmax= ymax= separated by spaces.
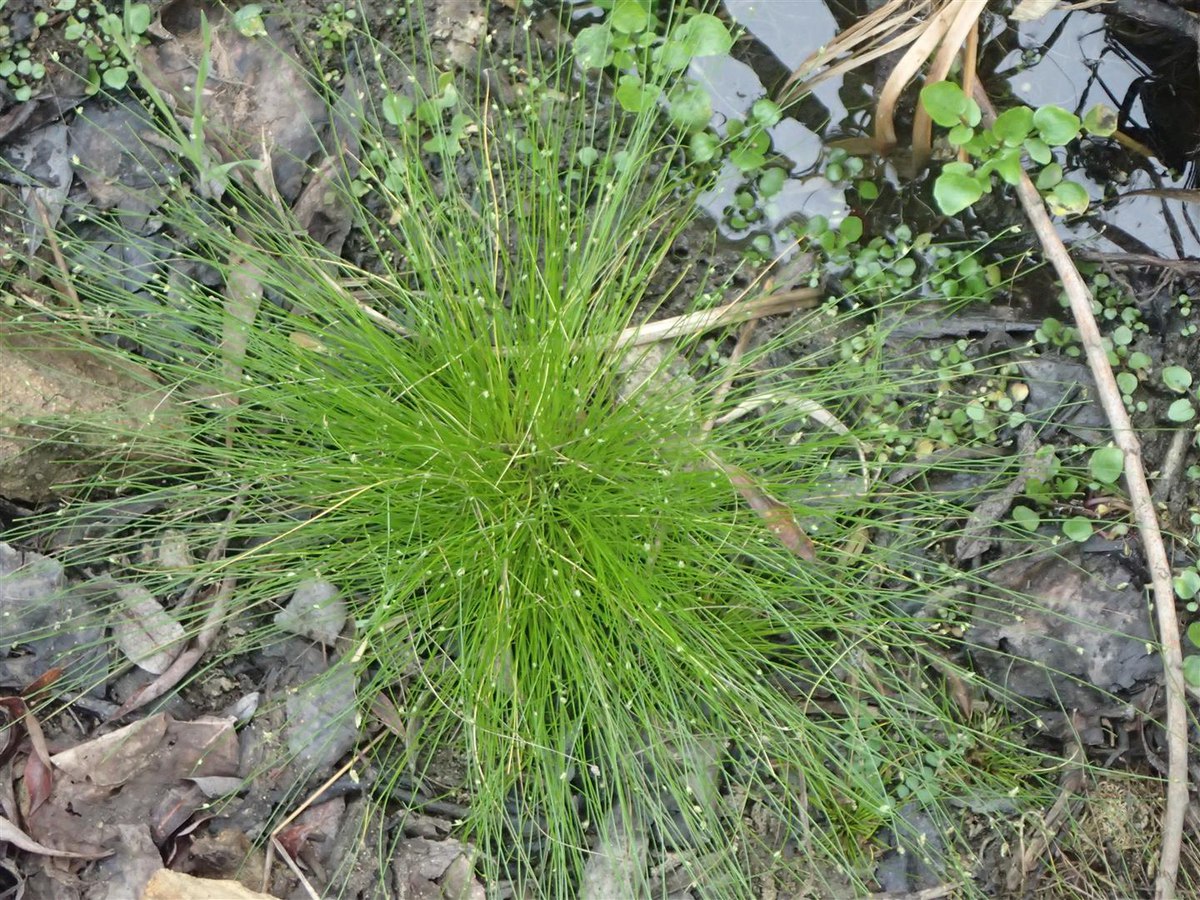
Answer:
xmin=872 ymin=1 xmax=961 ymax=150
xmin=783 ymin=0 xmax=987 ymax=158
xmin=782 ymin=0 xmax=932 ymax=100
xmin=908 ymin=0 xmax=987 ymax=166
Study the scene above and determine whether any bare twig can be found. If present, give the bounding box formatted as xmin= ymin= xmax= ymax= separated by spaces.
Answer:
xmin=260 ymin=731 xmax=387 ymax=895
xmin=270 ymin=836 xmax=321 ymax=900
xmin=1006 ymin=737 xmax=1087 ymax=893
xmin=700 ymin=318 xmax=758 ymax=436
xmin=31 ymin=194 xmax=90 ymax=336
xmin=974 ymin=84 xmax=1190 ymax=900
xmin=782 ymin=0 xmax=934 ymax=101
xmin=1076 ymin=251 xmax=1200 ymax=273
xmin=615 ymin=288 xmax=820 ymax=348
xmin=1153 ymin=427 xmax=1192 ymax=505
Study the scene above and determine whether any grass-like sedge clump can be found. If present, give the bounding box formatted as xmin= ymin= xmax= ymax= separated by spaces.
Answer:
xmin=2 ymin=7 xmax=1049 ymax=897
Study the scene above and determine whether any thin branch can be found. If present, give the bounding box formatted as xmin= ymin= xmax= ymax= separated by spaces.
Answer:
xmin=31 ymin=193 xmax=90 ymax=337
xmin=1076 ymin=251 xmax=1200 ymax=273
xmin=615 ymin=288 xmax=821 ymax=348
xmin=973 ymin=84 xmax=1190 ymax=900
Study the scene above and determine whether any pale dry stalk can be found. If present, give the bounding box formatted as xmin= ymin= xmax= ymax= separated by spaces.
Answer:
xmin=974 ymin=85 xmax=1189 ymax=900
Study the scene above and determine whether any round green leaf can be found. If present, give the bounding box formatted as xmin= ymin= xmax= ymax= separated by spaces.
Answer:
xmin=963 ymin=99 xmax=982 ymax=128
xmin=614 ymin=75 xmax=659 ymax=113
xmin=758 ymin=167 xmax=787 ymax=198
xmin=1168 ymin=398 xmax=1196 ymax=422
xmin=657 ymin=37 xmax=692 ymax=71
xmin=382 ymin=93 xmax=413 ymax=126
xmin=1176 ymin=570 xmax=1200 ymax=601
xmin=857 ymin=180 xmax=879 ymax=200
xmin=102 ymin=65 xmax=129 ymax=90
xmin=933 ymin=171 xmax=984 ymax=216
xmin=574 ymin=24 xmax=614 ymax=69
xmin=1024 ymin=137 xmax=1052 ymax=165
xmin=1089 ymin=446 xmax=1124 ymax=484
xmin=688 ymin=131 xmax=719 ymax=163
xmin=1012 ymin=505 xmax=1040 ymax=532
xmin=751 ymin=98 xmax=782 ymax=127
xmin=1128 ymin=351 xmax=1152 ymax=370
xmin=992 ymin=106 xmax=1033 ymax=146
xmin=1082 ymin=103 xmax=1118 ymax=137
xmin=948 ymin=124 xmax=974 ymax=146
xmin=1183 ymin=655 xmax=1200 ymax=689
xmin=988 ymin=147 xmax=1024 ymax=186
xmin=610 ymin=0 xmax=650 ymax=34
xmin=1188 ymin=620 xmax=1200 ymax=645
xmin=1033 ymin=105 xmax=1082 ymax=146
xmin=1046 ymin=180 xmax=1089 ymax=216
xmin=668 ymin=84 xmax=712 ymax=133
xmin=1116 ymin=371 xmax=1139 ymax=396
xmin=125 ymin=2 xmax=151 ymax=35
xmin=1035 ymin=162 xmax=1063 ymax=190
xmin=684 ymin=13 xmax=733 ymax=57
xmin=838 ymin=216 xmax=863 ymax=243
xmin=233 ymin=4 xmax=266 ymax=37
xmin=1062 ymin=516 xmax=1093 ymax=542
xmin=920 ymin=81 xmax=968 ymax=127
xmin=729 ymin=144 xmax=767 ymax=173
xmin=1163 ymin=365 xmax=1192 ymax=393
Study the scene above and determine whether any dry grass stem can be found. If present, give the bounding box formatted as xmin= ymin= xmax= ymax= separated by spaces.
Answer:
xmin=975 ymin=84 xmax=1190 ymax=900
xmin=615 ymin=288 xmax=821 ymax=348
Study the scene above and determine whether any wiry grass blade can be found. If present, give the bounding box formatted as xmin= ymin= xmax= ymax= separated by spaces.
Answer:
xmin=0 ymin=8 xmax=1060 ymax=897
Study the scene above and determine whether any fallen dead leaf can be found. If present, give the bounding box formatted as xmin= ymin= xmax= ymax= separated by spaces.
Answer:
xmin=29 ymin=714 xmax=240 ymax=860
xmin=105 ymin=578 xmax=188 ymax=675
xmin=50 ymin=713 xmax=169 ymax=786
xmin=0 ymin=812 xmax=111 ymax=860
xmin=138 ymin=0 xmax=328 ymax=203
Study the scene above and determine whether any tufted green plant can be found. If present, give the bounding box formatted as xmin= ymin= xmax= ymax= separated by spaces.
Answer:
xmin=1 ymin=7 xmax=1049 ymax=897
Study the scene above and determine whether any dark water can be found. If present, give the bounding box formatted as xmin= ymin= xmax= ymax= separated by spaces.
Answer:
xmin=712 ymin=1 xmax=1200 ymax=257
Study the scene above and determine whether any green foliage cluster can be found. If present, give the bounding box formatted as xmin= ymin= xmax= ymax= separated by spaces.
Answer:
xmin=1035 ymin=269 xmax=1155 ymax=415
xmin=802 ymin=215 xmax=1003 ymax=304
xmin=0 ymin=0 xmax=47 ymax=102
xmin=919 ymin=80 xmax=1116 ymax=216
xmin=575 ymin=0 xmax=797 ymax=256
xmin=2 ymin=6 xmax=1064 ymax=897
xmin=308 ymin=1 xmax=358 ymax=51
xmin=1009 ymin=446 xmax=1126 ymax=543
xmin=0 ymin=0 xmax=152 ymax=97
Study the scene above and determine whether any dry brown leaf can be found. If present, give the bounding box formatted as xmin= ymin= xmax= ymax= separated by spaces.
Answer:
xmin=108 ymin=580 xmax=188 ymax=674
xmin=0 ymin=812 xmax=111 ymax=859
xmin=30 ymin=714 xmax=241 ymax=860
xmin=137 ymin=0 xmax=327 ymax=203
xmin=720 ymin=463 xmax=816 ymax=562
xmin=50 ymin=714 xmax=169 ymax=786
